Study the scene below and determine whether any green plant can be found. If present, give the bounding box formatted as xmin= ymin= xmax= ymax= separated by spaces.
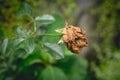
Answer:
xmin=0 ymin=3 xmax=88 ymax=80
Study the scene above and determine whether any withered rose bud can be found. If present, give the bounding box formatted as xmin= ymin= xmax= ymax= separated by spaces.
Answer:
xmin=55 ymin=22 xmax=88 ymax=54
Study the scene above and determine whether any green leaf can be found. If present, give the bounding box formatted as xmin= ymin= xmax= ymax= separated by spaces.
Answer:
xmin=39 ymin=66 xmax=67 ymax=80
xmin=35 ymin=14 xmax=55 ymax=25
xmin=15 ymin=26 xmax=33 ymax=38
xmin=24 ymin=38 xmax=35 ymax=54
xmin=38 ymin=52 xmax=56 ymax=64
xmin=56 ymin=55 xmax=88 ymax=80
xmin=44 ymin=43 xmax=64 ymax=59
xmin=13 ymin=38 xmax=25 ymax=47
xmin=15 ymin=27 xmax=27 ymax=38
xmin=42 ymin=14 xmax=64 ymax=43
xmin=14 ymin=48 xmax=26 ymax=58
xmin=19 ymin=46 xmax=42 ymax=68
xmin=20 ymin=53 xmax=42 ymax=68
xmin=1 ymin=39 xmax=8 ymax=54
xmin=17 ymin=3 xmax=33 ymax=16
xmin=68 ymin=57 xmax=88 ymax=80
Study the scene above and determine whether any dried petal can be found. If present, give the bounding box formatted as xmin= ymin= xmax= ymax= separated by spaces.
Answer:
xmin=61 ymin=23 xmax=88 ymax=54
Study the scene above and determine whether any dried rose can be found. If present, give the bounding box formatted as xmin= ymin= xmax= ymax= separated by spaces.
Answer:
xmin=55 ymin=22 xmax=88 ymax=54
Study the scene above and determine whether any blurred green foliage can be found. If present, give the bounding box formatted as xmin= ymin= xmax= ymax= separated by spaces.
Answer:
xmin=0 ymin=0 xmax=20 ymax=38
xmin=91 ymin=0 xmax=120 ymax=80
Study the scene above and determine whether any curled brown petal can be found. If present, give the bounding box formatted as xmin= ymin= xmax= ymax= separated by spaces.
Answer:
xmin=62 ymin=23 xmax=88 ymax=54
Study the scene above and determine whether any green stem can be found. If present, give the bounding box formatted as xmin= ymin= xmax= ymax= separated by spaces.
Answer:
xmin=39 ymin=33 xmax=62 ymax=36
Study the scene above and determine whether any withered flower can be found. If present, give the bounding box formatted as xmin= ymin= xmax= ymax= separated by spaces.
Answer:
xmin=55 ymin=22 xmax=88 ymax=54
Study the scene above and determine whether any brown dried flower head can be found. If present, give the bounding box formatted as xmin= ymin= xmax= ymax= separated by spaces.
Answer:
xmin=56 ymin=22 xmax=88 ymax=54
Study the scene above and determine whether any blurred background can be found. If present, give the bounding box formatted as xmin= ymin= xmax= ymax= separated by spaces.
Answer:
xmin=0 ymin=0 xmax=120 ymax=80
